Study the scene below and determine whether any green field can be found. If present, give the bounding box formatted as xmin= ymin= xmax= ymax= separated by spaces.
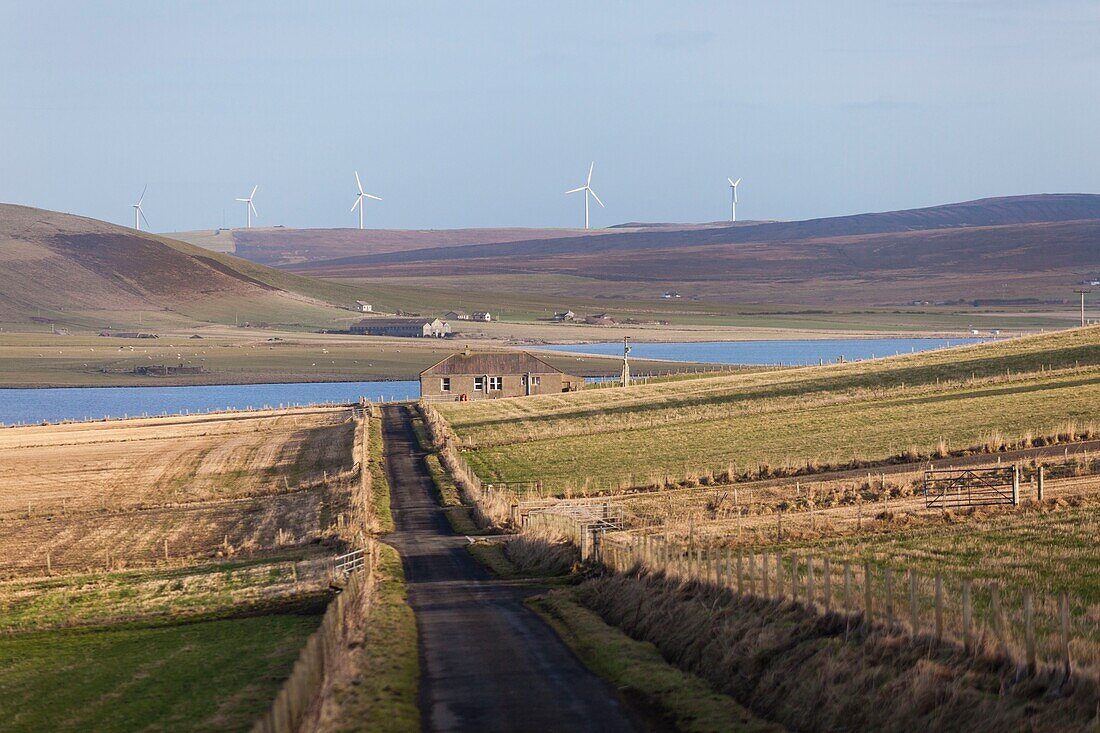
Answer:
xmin=0 ymin=608 xmax=322 ymax=733
xmin=439 ymin=328 xmax=1100 ymax=492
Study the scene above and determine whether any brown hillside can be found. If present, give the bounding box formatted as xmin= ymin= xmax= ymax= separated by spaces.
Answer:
xmin=0 ymin=204 xmax=347 ymax=329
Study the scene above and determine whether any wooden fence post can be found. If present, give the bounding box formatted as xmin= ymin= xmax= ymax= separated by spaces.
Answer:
xmin=761 ymin=551 xmax=770 ymax=597
xmin=1011 ymin=464 xmax=1020 ymax=506
xmin=844 ymin=562 xmax=852 ymax=616
xmin=748 ymin=553 xmax=756 ymax=595
xmin=1037 ymin=465 xmax=1045 ymax=501
xmin=790 ymin=555 xmax=798 ymax=603
xmin=823 ymin=557 xmax=831 ymax=609
xmin=1024 ymin=589 xmax=1036 ymax=675
xmin=864 ymin=563 xmax=873 ymax=623
xmin=909 ymin=570 xmax=919 ymax=638
xmin=934 ymin=575 xmax=944 ymax=641
xmin=1059 ymin=592 xmax=1071 ymax=679
xmin=776 ymin=553 xmax=784 ymax=600
xmin=806 ymin=556 xmax=815 ymax=607
xmin=884 ymin=567 xmax=894 ymax=628
xmin=962 ymin=580 xmax=973 ymax=652
xmin=736 ymin=552 xmax=744 ymax=594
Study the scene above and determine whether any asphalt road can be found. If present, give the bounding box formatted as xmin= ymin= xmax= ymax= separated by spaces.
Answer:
xmin=381 ymin=405 xmax=644 ymax=733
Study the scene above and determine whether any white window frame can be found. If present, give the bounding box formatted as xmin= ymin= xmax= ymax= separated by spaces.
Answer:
xmin=474 ymin=376 xmax=485 ymax=391
xmin=440 ymin=377 xmax=451 ymax=392
xmin=488 ymin=376 xmax=502 ymax=391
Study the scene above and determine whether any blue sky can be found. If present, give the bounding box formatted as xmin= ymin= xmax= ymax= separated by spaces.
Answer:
xmin=1 ymin=2 xmax=1098 ymax=231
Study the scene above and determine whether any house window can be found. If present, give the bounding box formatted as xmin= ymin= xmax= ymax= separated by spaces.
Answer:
xmin=474 ymin=376 xmax=485 ymax=391
xmin=488 ymin=376 xmax=502 ymax=391
xmin=440 ymin=377 xmax=451 ymax=392
xmin=531 ymin=376 xmax=541 ymax=386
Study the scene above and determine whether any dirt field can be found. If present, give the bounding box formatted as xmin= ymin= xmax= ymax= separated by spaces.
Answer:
xmin=0 ymin=407 xmax=354 ymax=516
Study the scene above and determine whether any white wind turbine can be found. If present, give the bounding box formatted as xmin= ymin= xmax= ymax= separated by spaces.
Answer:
xmin=565 ymin=162 xmax=604 ymax=229
xmin=132 ymin=185 xmax=149 ymax=231
xmin=235 ymin=185 xmax=259 ymax=228
xmin=727 ymin=177 xmax=742 ymax=222
xmin=350 ymin=172 xmax=381 ymax=229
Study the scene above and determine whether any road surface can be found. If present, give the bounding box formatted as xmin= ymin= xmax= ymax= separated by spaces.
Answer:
xmin=381 ymin=405 xmax=643 ymax=733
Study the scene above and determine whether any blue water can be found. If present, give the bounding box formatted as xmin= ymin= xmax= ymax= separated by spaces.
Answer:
xmin=0 ymin=380 xmax=420 ymax=426
xmin=536 ymin=338 xmax=983 ymax=367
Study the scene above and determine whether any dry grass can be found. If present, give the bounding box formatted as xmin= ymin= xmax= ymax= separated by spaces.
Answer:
xmin=0 ymin=407 xmax=355 ymax=517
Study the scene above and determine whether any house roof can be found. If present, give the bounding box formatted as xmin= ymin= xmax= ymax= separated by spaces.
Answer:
xmin=421 ymin=351 xmax=564 ymax=376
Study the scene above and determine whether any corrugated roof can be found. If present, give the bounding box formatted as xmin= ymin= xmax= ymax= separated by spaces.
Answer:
xmin=421 ymin=351 xmax=564 ymax=376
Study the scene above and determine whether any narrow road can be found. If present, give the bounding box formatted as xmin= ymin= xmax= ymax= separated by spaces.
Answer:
xmin=381 ymin=405 xmax=643 ymax=733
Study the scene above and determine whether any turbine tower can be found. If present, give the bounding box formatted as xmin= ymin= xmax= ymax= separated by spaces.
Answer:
xmin=350 ymin=171 xmax=382 ymax=230
xmin=235 ymin=185 xmax=258 ymax=228
xmin=565 ymin=162 xmax=604 ymax=229
xmin=727 ymin=177 xmax=742 ymax=222
xmin=132 ymin=185 xmax=149 ymax=231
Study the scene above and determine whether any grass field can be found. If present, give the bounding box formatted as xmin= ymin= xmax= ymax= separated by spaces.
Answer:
xmin=440 ymin=328 xmax=1100 ymax=493
xmin=0 ymin=606 xmax=324 ymax=733
xmin=0 ymin=408 xmax=354 ymax=516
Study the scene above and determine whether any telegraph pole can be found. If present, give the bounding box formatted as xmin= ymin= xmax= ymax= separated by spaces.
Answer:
xmin=1074 ymin=289 xmax=1091 ymax=327
xmin=621 ymin=336 xmax=631 ymax=387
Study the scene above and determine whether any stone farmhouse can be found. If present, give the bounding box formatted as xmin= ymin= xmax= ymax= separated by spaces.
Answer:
xmin=420 ymin=349 xmax=581 ymax=401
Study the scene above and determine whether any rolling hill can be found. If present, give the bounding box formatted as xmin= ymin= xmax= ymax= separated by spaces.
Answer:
xmin=0 ymin=204 xmax=369 ymax=331
xmin=279 ymin=194 xmax=1100 ymax=306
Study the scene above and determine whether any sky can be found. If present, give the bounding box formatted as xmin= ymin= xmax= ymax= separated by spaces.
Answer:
xmin=1 ymin=1 xmax=1098 ymax=232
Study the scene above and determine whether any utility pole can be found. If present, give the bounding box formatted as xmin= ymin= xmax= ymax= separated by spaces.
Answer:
xmin=621 ymin=336 xmax=631 ymax=387
xmin=1074 ymin=289 xmax=1091 ymax=327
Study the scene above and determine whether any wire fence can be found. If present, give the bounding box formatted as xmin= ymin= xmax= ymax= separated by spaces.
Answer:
xmin=600 ymin=532 xmax=1098 ymax=680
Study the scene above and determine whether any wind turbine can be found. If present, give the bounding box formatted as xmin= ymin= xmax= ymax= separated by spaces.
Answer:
xmin=350 ymin=172 xmax=382 ymax=229
xmin=132 ymin=185 xmax=149 ymax=231
xmin=727 ymin=177 xmax=742 ymax=222
xmin=565 ymin=162 xmax=604 ymax=229
xmin=235 ymin=186 xmax=258 ymax=228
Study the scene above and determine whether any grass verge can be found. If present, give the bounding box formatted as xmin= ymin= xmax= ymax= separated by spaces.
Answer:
xmin=530 ymin=590 xmax=783 ymax=733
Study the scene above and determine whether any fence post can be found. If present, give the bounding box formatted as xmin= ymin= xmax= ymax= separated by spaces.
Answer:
xmin=884 ymin=567 xmax=894 ymax=628
xmin=748 ymin=553 xmax=756 ymax=594
xmin=962 ymin=580 xmax=973 ymax=651
xmin=761 ymin=551 xmax=770 ymax=597
xmin=934 ymin=575 xmax=944 ymax=641
xmin=909 ymin=570 xmax=919 ymax=638
xmin=1037 ymin=465 xmax=1045 ymax=501
xmin=790 ymin=555 xmax=798 ymax=603
xmin=1011 ymin=464 xmax=1020 ymax=506
xmin=776 ymin=553 xmax=784 ymax=600
xmin=736 ymin=552 xmax=744 ymax=595
xmin=823 ymin=557 xmax=831 ymax=609
xmin=1059 ymin=591 xmax=1071 ymax=679
xmin=806 ymin=556 xmax=815 ymax=608
xmin=1024 ymin=589 xmax=1036 ymax=675
xmin=991 ymin=584 xmax=1005 ymax=654
xmin=864 ymin=563 xmax=873 ymax=623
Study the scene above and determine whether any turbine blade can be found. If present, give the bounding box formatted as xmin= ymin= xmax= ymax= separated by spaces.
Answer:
xmin=351 ymin=197 xmax=361 ymax=213
xmin=250 ymin=185 xmax=258 ymax=199
xmin=734 ymin=178 xmax=742 ymax=186
xmin=250 ymin=202 xmax=258 ymax=218
xmin=588 ymin=188 xmax=604 ymax=208
xmin=355 ymin=171 xmax=364 ymax=194
xmin=139 ymin=208 xmax=150 ymax=227
xmin=235 ymin=198 xmax=249 ymax=202
xmin=587 ymin=161 xmax=594 ymax=186
xmin=137 ymin=184 xmax=147 ymax=206
xmin=565 ymin=186 xmax=585 ymax=194
xmin=728 ymin=177 xmax=735 ymax=186
xmin=364 ymin=193 xmax=382 ymax=201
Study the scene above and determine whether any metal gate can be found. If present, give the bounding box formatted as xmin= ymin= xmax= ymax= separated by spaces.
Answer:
xmin=924 ymin=466 xmax=1019 ymax=508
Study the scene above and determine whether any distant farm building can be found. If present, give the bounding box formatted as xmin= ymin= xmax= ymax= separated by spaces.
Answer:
xmin=662 ymin=291 xmax=682 ymax=299
xmin=351 ymin=318 xmax=451 ymax=338
xmin=472 ymin=311 xmax=492 ymax=322
xmin=420 ymin=349 xmax=581 ymax=401
xmin=584 ymin=314 xmax=616 ymax=325
xmin=444 ymin=310 xmax=470 ymax=321
xmin=552 ymin=310 xmax=576 ymax=322
xmin=355 ymin=301 xmax=373 ymax=312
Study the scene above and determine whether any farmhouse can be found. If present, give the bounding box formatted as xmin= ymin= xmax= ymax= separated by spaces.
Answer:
xmin=355 ymin=301 xmax=373 ymax=312
xmin=472 ymin=311 xmax=492 ymax=322
xmin=351 ymin=317 xmax=451 ymax=338
xmin=420 ymin=349 xmax=581 ymax=401
xmin=444 ymin=310 xmax=470 ymax=320
xmin=552 ymin=310 xmax=576 ymax=322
